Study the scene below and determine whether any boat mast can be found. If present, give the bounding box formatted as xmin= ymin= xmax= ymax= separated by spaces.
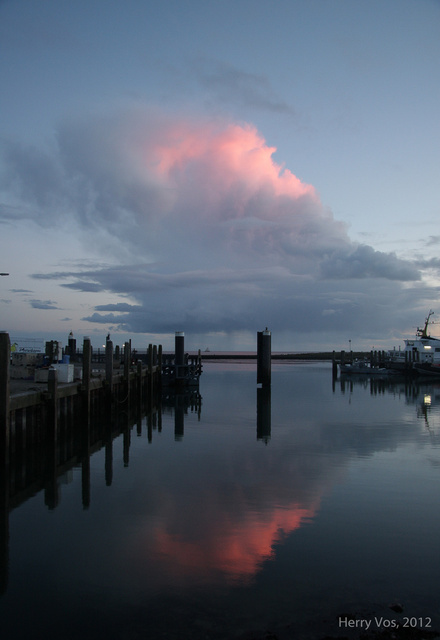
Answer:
xmin=418 ymin=310 xmax=434 ymax=338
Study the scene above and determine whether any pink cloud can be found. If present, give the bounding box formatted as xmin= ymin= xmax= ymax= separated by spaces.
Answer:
xmin=150 ymin=121 xmax=313 ymax=196
xmin=138 ymin=118 xmax=318 ymax=220
xmin=151 ymin=502 xmax=317 ymax=584
xmin=95 ymin=111 xmax=349 ymax=267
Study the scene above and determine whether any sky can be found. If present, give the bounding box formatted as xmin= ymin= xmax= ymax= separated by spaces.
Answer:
xmin=1 ymin=0 xmax=440 ymax=352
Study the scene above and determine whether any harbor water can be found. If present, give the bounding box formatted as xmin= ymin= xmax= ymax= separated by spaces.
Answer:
xmin=1 ymin=361 xmax=440 ymax=639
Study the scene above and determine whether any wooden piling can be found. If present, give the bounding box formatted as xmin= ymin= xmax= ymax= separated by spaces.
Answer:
xmin=0 ymin=459 xmax=8 ymax=595
xmin=124 ymin=341 xmax=131 ymax=403
xmin=158 ymin=345 xmax=163 ymax=391
xmin=137 ymin=360 xmax=143 ymax=410
xmin=0 ymin=337 xmax=9 ymax=590
xmin=82 ymin=337 xmax=92 ymax=416
xmin=148 ymin=344 xmax=154 ymax=398
xmin=47 ymin=367 xmax=58 ymax=441
xmin=175 ymin=331 xmax=185 ymax=367
xmin=257 ymin=328 xmax=271 ymax=386
xmin=105 ymin=339 xmax=113 ymax=386
xmin=0 ymin=332 xmax=10 ymax=467
xmin=68 ymin=335 xmax=76 ymax=362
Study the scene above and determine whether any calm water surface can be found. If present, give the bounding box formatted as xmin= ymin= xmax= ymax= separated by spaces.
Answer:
xmin=2 ymin=361 xmax=440 ymax=639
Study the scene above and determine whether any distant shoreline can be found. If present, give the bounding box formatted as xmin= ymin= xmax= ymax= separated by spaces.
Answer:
xmin=200 ymin=351 xmax=370 ymax=361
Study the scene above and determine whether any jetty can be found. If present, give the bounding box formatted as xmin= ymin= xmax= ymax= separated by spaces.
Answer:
xmin=0 ymin=331 xmax=202 ymax=468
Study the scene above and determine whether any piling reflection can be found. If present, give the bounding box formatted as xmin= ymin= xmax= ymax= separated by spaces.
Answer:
xmin=257 ymin=385 xmax=271 ymax=442
xmin=0 ymin=389 xmax=163 ymax=594
xmin=162 ymin=390 xmax=202 ymax=441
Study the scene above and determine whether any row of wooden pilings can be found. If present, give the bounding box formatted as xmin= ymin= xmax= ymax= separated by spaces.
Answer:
xmin=0 ymin=331 xmax=163 ymax=468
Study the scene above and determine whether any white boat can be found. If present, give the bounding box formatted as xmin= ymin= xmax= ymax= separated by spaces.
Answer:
xmin=387 ymin=311 xmax=440 ymax=373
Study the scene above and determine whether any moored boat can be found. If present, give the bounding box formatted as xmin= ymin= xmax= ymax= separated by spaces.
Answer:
xmin=339 ymin=359 xmax=392 ymax=375
xmin=387 ymin=310 xmax=440 ymax=373
xmin=412 ymin=362 xmax=440 ymax=376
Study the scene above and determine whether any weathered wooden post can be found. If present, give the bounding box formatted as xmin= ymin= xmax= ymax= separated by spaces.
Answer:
xmin=0 ymin=456 xmax=8 ymax=595
xmin=158 ymin=344 xmax=163 ymax=391
xmin=44 ymin=366 xmax=60 ymax=509
xmin=257 ymin=328 xmax=271 ymax=387
xmin=148 ymin=344 xmax=154 ymax=399
xmin=0 ymin=332 xmax=9 ymax=594
xmin=0 ymin=332 xmax=10 ymax=467
xmin=80 ymin=337 xmax=92 ymax=510
xmin=47 ymin=367 xmax=58 ymax=438
xmin=82 ymin=337 xmax=92 ymax=418
xmin=105 ymin=339 xmax=113 ymax=386
xmin=68 ymin=332 xmax=76 ymax=362
xmin=124 ymin=341 xmax=131 ymax=403
xmin=137 ymin=359 xmax=143 ymax=417
xmin=175 ymin=331 xmax=185 ymax=366
xmin=198 ymin=348 xmax=202 ymax=376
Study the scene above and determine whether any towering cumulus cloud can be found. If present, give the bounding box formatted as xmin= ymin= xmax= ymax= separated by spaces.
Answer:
xmin=2 ymin=108 xmax=421 ymax=340
xmin=55 ymin=110 xmax=348 ymax=269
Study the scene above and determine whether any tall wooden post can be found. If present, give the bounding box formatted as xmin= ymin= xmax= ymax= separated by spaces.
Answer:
xmin=45 ymin=367 xmax=59 ymax=509
xmin=158 ymin=345 xmax=163 ymax=392
xmin=137 ymin=359 xmax=143 ymax=419
xmin=0 ymin=332 xmax=10 ymax=467
xmin=81 ymin=340 xmax=91 ymax=509
xmin=175 ymin=331 xmax=184 ymax=366
xmin=105 ymin=339 xmax=113 ymax=386
xmin=0 ymin=333 xmax=9 ymax=594
xmin=0 ymin=457 xmax=8 ymax=595
xmin=47 ymin=367 xmax=58 ymax=438
xmin=82 ymin=337 xmax=92 ymax=418
xmin=148 ymin=343 xmax=154 ymax=399
xmin=257 ymin=328 xmax=271 ymax=387
xmin=68 ymin=334 xmax=76 ymax=362
xmin=124 ymin=341 xmax=131 ymax=403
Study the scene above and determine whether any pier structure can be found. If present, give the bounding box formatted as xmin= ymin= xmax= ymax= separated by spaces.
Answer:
xmin=0 ymin=329 xmax=204 ymax=595
xmin=161 ymin=331 xmax=202 ymax=388
xmin=0 ymin=333 xmax=164 ymax=466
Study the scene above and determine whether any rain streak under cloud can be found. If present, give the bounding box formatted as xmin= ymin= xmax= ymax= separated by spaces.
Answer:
xmin=2 ymin=108 xmax=432 ymax=347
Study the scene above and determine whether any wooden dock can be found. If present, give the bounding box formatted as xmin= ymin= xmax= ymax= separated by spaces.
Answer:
xmin=1 ymin=333 xmax=165 ymax=467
